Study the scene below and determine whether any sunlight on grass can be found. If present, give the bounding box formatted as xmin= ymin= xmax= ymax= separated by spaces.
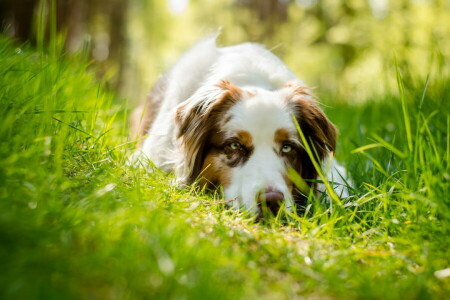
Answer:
xmin=1 ymin=27 xmax=449 ymax=300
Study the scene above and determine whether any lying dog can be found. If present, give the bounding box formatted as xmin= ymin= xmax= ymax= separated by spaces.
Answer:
xmin=131 ymin=36 xmax=349 ymax=215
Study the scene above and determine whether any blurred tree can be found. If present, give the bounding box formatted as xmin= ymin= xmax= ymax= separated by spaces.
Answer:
xmin=1 ymin=0 xmax=449 ymax=101
xmin=0 ymin=0 xmax=38 ymax=42
xmin=0 ymin=0 xmax=129 ymax=89
xmin=235 ymin=0 xmax=291 ymax=38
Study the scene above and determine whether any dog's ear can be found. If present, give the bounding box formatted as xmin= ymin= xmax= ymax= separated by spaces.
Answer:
xmin=174 ymin=80 xmax=242 ymax=184
xmin=282 ymin=83 xmax=337 ymax=161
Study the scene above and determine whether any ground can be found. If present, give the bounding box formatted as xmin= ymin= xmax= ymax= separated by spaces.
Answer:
xmin=0 ymin=35 xmax=449 ymax=299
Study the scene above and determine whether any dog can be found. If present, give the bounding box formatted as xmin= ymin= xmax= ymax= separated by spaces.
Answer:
xmin=130 ymin=36 xmax=350 ymax=216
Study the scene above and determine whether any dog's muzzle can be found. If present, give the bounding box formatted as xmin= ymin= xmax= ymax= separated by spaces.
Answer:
xmin=257 ymin=186 xmax=284 ymax=215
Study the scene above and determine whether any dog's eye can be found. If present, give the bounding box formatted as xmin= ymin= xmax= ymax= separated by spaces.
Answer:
xmin=281 ymin=144 xmax=293 ymax=153
xmin=229 ymin=142 xmax=242 ymax=150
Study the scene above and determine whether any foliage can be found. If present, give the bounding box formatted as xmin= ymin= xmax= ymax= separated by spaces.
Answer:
xmin=2 ymin=1 xmax=449 ymax=102
xmin=0 ymin=31 xmax=449 ymax=299
xmin=127 ymin=0 xmax=450 ymax=101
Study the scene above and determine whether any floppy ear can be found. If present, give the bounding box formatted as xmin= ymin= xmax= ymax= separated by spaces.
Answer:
xmin=283 ymin=83 xmax=337 ymax=161
xmin=174 ymin=80 xmax=241 ymax=184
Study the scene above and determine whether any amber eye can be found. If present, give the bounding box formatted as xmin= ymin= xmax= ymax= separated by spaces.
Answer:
xmin=229 ymin=142 xmax=242 ymax=150
xmin=281 ymin=144 xmax=293 ymax=153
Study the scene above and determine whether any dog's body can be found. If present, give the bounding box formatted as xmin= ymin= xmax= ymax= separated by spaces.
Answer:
xmin=131 ymin=37 xmax=349 ymax=215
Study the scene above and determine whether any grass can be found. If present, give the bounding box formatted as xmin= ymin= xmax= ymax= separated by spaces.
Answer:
xmin=0 ymin=34 xmax=449 ymax=299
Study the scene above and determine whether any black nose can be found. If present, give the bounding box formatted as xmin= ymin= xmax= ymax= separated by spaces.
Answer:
xmin=257 ymin=187 xmax=284 ymax=215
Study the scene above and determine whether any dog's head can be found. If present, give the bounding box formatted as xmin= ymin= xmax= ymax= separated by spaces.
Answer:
xmin=175 ymin=80 xmax=336 ymax=215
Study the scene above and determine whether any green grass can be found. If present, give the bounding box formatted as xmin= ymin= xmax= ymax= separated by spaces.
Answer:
xmin=0 ymin=34 xmax=449 ymax=299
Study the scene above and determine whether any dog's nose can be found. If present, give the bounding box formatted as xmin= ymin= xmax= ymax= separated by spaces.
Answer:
xmin=257 ymin=187 xmax=284 ymax=215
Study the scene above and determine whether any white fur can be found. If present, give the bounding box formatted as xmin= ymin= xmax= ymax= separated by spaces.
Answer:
xmin=134 ymin=36 xmax=350 ymax=213
xmin=223 ymin=89 xmax=296 ymax=213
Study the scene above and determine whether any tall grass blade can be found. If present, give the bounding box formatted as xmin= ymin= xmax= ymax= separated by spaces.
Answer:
xmin=291 ymin=115 xmax=342 ymax=208
xmin=394 ymin=57 xmax=413 ymax=154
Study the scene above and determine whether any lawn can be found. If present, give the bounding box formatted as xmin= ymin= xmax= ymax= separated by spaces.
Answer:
xmin=0 ymin=34 xmax=449 ymax=299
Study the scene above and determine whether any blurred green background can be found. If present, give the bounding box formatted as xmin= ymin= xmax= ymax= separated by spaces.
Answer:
xmin=1 ymin=2 xmax=449 ymax=299
xmin=1 ymin=0 xmax=449 ymax=103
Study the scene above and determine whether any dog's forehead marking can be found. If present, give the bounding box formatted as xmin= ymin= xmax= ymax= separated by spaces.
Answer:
xmin=225 ymin=89 xmax=295 ymax=144
xmin=275 ymin=128 xmax=297 ymax=144
xmin=236 ymin=130 xmax=253 ymax=148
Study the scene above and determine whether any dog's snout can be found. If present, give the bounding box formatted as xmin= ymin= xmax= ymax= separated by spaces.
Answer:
xmin=260 ymin=187 xmax=284 ymax=203
xmin=257 ymin=187 xmax=284 ymax=215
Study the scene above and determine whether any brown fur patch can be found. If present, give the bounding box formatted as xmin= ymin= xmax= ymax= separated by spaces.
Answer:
xmin=198 ymin=129 xmax=255 ymax=189
xmin=223 ymin=140 xmax=254 ymax=168
xmin=281 ymin=83 xmax=336 ymax=158
xmin=199 ymin=151 xmax=231 ymax=189
xmin=280 ymin=84 xmax=337 ymax=203
xmin=274 ymin=128 xmax=299 ymax=145
xmin=236 ymin=130 xmax=253 ymax=149
xmin=196 ymin=130 xmax=255 ymax=189
xmin=292 ymin=98 xmax=336 ymax=155
xmin=274 ymin=127 xmax=313 ymax=205
xmin=175 ymin=81 xmax=243 ymax=184
xmin=283 ymin=83 xmax=316 ymax=99
xmin=216 ymin=80 xmax=243 ymax=101
xmin=274 ymin=128 xmax=309 ymax=204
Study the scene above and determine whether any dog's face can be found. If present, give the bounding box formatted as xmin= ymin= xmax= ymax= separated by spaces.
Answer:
xmin=175 ymin=81 xmax=336 ymax=215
